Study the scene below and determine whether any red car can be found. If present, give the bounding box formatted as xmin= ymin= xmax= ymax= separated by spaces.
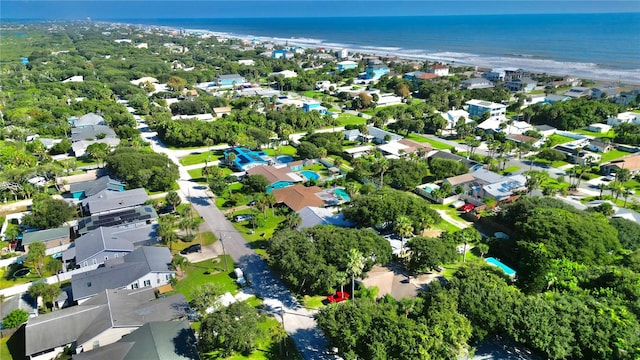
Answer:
xmin=327 ymin=291 xmax=350 ymax=303
xmin=460 ymin=203 xmax=475 ymax=213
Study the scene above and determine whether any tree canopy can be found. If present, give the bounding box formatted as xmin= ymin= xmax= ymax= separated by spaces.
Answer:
xmin=21 ymin=194 xmax=75 ymax=229
xmin=106 ymin=147 xmax=179 ymax=191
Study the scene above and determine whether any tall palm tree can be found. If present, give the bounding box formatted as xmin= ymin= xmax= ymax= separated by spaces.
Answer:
xmin=524 ymin=170 xmax=548 ymax=195
xmin=284 ymin=212 xmax=302 ymax=230
xmin=346 ymin=248 xmax=365 ymax=305
xmin=376 ymin=157 xmax=389 ymax=188
xmin=395 ymin=216 xmax=414 ymax=254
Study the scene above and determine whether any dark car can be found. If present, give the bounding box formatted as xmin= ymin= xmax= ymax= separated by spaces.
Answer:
xmin=180 ymin=244 xmax=201 ymax=255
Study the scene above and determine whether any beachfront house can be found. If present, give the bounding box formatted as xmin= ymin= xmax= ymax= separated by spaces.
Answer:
xmin=215 ymin=74 xmax=246 ymax=87
xmin=506 ymin=78 xmax=538 ymax=92
xmin=427 ymin=64 xmax=449 ymax=76
xmin=460 ymin=78 xmax=494 ymax=90
xmin=365 ymin=64 xmax=390 ymax=80
xmin=486 ymin=68 xmax=524 ymax=82
xmin=272 ymin=49 xmax=294 ymax=59
xmin=337 ymin=60 xmax=358 ymax=72
xmin=466 ymin=99 xmax=507 ymax=120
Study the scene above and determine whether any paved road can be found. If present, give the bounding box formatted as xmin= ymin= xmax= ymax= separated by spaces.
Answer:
xmin=138 ymin=120 xmax=333 ymax=360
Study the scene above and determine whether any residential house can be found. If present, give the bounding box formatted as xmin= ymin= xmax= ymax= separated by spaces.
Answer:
xmin=268 ymin=70 xmax=298 ymax=78
xmin=171 ymin=114 xmax=215 ymax=121
xmin=215 ymin=74 xmax=246 ymax=87
xmin=224 ymin=147 xmax=273 ymax=171
xmin=71 ymin=246 xmax=174 ymax=304
xmin=564 ymin=87 xmax=592 ymax=98
xmin=553 ymin=143 xmax=602 ymax=165
xmin=68 ymin=113 xmax=106 ymax=128
xmin=297 ymin=206 xmax=354 ymax=229
xmin=365 ymin=64 xmax=390 ymax=80
xmin=272 ymin=185 xmax=326 ymax=211
xmin=62 ymin=75 xmax=84 ymax=83
xmin=588 ymin=139 xmax=613 ymax=153
xmin=505 ymin=78 xmax=537 ymax=92
xmin=439 ymin=109 xmax=472 ymax=134
xmin=76 ymin=206 xmax=158 ymax=235
xmin=366 ymin=126 xmax=402 ymax=144
xmin=443 ymin=173 xmax=478 ymax=194
xmin=343 ymin=129 xmax=361 ymax=141
xmin=63 ymin=224 xmax=158 ymax=270
xmin=302 ymin=101 xmax=328 ymax=114
xmin=212 ymin=106 xmax=232 ymax=118
xmin=130 ymin=77 xmax=159 ymax=86
xmin=245 ymin=165 xmax=304 ymax=193
xmin=428 ymin=151 xmax=483 ymax=172
xmin=482 ymin=175 xmax=527 ymax=200
xmin=601 ymin=153 xmax=640 ymax=176
xmin=506 ymin=134 xmax=544 ymax=148
xmin=486 ymin=68 xmax=524 ymax=82
xmin=534 ymin=124 xmax=557 ymax=138
xmin=427 ymin=64 xmax=449 ymax=76
xmin=21 ymin=226 xmax=71 ymax=252
xmin=24 ymin=288 xmax=188 ymax=360
xmin=466 ymin=99 xmax=507 ymax=120
xmin=343 ymin=145 xmax=375 ymax=159
xmin=460 ymin=78 xmax=494 ymax=90
xmin=607 ymin=112 xmax=640 ymax=126
xmin=591 ymin=86 xmax=622 ymax=100
xmin=377 ymin=138 xmax=433 ymax=157
xmin=272 ymin=49 xmax=293 ymax=59
xmin=617 ymin=89 xmax=640 ymax=105
xmin=587 ymin=123 xmax=612 ymax=133
xmin=69 ymin=176 xmax=125 ymax=200
xmin=237 ymin=59 xmax=255 ymax=66
xmin=81 ymin=188 xmax=149 ymax=216
xmin=543 ymin=94 xmax=571 ymax=104
xmin=336 ymin=60 xmax=358 ymax=72
xmin=70 ymin=125 xmax=120 ymax=157
xmin=72 ymin=320 xmax=200 ymax=360
xmin=376 ymin=94 xmax=404 ymax=107
xmin=403 ymin=71 xmax=437 ymax=82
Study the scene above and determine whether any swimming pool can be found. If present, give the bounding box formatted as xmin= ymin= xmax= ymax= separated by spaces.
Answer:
xmin=485 ymin=257 xmax=516 ymax=276
xmin=277 ymin=155 xmax=294 ymax=163
xmin=299 ymin=170 xmax=320 ymax=181
xmin=334 ymin=188 xmax=351 ymax=201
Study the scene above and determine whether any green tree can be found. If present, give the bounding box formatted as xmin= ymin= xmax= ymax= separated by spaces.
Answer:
xmin=199 ymin=302 xmax=260 ymax=357
xmin=85 ymin=142 xmax=110 ymax=168
xmin=165 ymin=191 xmax=181 ymax=212
xmin=28 ymin=281 xmax=61 ymax=312
xmin=166 ymin=75 xmax=187 ymax=91
xmin=25 ymin=242 xmax=46 ymax=277
xmin=190 ymin=283 xmax=224 ymax=314
xmin=395 ymin=215 xmax=414 ymax=254
xmin=21 ymin=194 xmax=75 ymax=229
xmin=2 ymin=309 xmax=29 ymax=329
xmin=243 ymin=174 xmax=269 ymax=193
xmin=346 ymin=248 xmax=365 ymax=304
xmin=406 ymin=237 xmax=456 ymax=273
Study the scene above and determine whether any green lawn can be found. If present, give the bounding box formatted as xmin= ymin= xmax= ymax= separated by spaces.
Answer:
xmin=179 ymin=151 xmax=222 ymax=166
xmin=263 ymin=145 xmax=298 ymax=157
xmin=173 ymin=258 xmax=239 ymax=301
xmin=336 ymin=112 xmax=366 ymax=126
xmin=230 ymin=210 xmax=286 ymax=258
xmin=572 ymin=128 xmax=615 ymax=140
xmin=546 ymin=133 xmax=576 ymax=145
xmin=406 ymin=133 xmax=452 ymax=150
xmin=226 ymin=317 xmax=302 ymax=360
xmin=188 ymin=167 xmax=234 ymax=183
xmin=301 ymin=295 xmax=325 ymax=309
xmin=502 ymin=166 xmax=521 ymax=174
xmin=146 ymin=182 xmax=179 ymax=195
xmin=0 ymin=336 xmax=11 ymax=360
xmin=600 ymin=149 xmax=632 ymax=163
xmin=171 ymin=231 xmax=218 ymax=255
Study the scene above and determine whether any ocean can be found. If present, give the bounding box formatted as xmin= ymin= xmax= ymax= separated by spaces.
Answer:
xmin=122 ymin=13 xmax=640 ymax=83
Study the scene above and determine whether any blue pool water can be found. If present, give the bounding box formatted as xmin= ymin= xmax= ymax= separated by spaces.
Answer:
xmin=278 ymin=155 xmax=294 ymax=163
xmin=334 ymin=188 xmax=351 ymax=201
xmin=300 ymin=170 xmax=320 ymax=181
xmin=485 ymin=257 xmax=516 ymax=277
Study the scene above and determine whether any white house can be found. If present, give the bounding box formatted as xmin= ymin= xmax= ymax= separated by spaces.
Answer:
xmin=62 ymin=75 xmax=84 ymax=83
xmin=466 ymin=99 xmax=507 ymax=120
xmin=439 ymin=109 xmax=471 ymax=134
xmin=427 ymin=64 xmax=449 ymax=77
xmin=237 ymin=59 xmax=255 ymax=66
xmin=268 ymin=70 xmax=298 ymax=78
xmin=607 ymin=112 xmax=640 ymax=126
xmin=587 ymin=123 xmax=612 ymax=133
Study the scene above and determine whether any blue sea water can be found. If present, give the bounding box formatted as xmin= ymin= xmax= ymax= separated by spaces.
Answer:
xmin=124 ymin=13 xmax=640 ymax=83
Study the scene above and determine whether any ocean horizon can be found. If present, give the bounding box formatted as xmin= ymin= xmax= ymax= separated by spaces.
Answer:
xmin=110 ymin=13 xmax=640 ymax=84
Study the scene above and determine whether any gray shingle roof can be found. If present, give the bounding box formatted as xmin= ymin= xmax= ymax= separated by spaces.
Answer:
xmin=22 ymin=226 xmax=70 ymax=245
xmin=366 ymin=126 xmax=402 ymax=141
xmin=65 ymin=224 xmax=157 ymax=265
xmin=83 ymin=188 xmax=148 ymax=215
xmin=73 ymin=113 xmax=107 ymax=128
xmin=26 ymin=288 xmax=188 ymax=357
xmin=71 ymin=125 xmax=117 ymax=142
xmin=69 ymin=176 xmax=124 ymax=198
xmin=71 ymin=247 xmax=172 ymax=301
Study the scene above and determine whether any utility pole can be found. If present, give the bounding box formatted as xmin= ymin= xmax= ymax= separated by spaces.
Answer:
xmin=218 ymin=232 xmax=229 ymax=272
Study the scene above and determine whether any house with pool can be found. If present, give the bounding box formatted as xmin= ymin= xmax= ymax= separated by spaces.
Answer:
xmin=246 ymin=165 xmax=306 ymax=193
xmin=224 ymin=147 xmax=274 ymax=171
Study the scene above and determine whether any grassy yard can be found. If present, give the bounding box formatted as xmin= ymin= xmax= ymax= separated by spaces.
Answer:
xmin=406 ymin=133 xmax=451 ymax=150
xmin=546 ymin=133 xmax=576 ymax=145
xmin=572 ymin=128 xmax=615 ymax=139
xmin=188 ymin=167 xmax=234 ymax=183
xmin=146 ymin=182 xmax=179 ymax=195
xmin=171 ymin=231 xmax=218 ymax=255
xmin=0 ymin=336 xmax=11 ymax=360
xmin=263 ymin=145 xmax=298 ymax=157
xmin=226 ymin=317 xmax=302 ymax=360
xmin=173 ymin=258 xmax=239 ymax=301
xmin=0 ymin=258 xmax=62 ymax=289
xmin=301 ymin=295 xmax=325 ymax=309
xmin=179 ymin=151 xmax=223 ymax=166
xmin=336 ymin=112 xmax=366 ymax=126
xmin=230 ymin=210 xmax=286 ymax=258
xmin=600 ymin=149 xmax=632 ymax=162
xmin=502 ymin=166 xmax=521 ymax=174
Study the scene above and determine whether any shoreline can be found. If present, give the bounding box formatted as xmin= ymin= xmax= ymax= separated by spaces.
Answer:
xmin=117 ymin=20 xmax=640 ymax=85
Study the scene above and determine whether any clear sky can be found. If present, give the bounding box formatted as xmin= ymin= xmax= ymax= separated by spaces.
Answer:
xmin=2 ymin=0 xmax=639 ymax=19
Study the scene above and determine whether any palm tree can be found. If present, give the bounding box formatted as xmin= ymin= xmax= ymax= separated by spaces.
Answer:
xmin=524 ymin=170 xmax=548 ymax=195
xmin=597 ymin=183 xmax=608 ymax=199
xmin=376 ymin=157 xmax=389 ymax=188
xmin=395 ymin=216 xmax=414 ymax=255
xmin=623 ymin=188 xmax=634 ymax=207
xmin=346 ymin=248 xmax=365 ymax=305
xmin=166 ymin=191 xmax=181 ymax=212
xmin=284 ymin=212 xmax=302 ymax=230
xmin=255 ymin=194 xmax=270 ymax=219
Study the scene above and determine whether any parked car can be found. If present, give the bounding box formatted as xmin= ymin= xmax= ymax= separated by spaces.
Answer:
xmin=327 ymin=291 xmax=350 ymax=303
xmin=233 ymin=214 xmax=253 ymax=222
xmin=180 ymin=244 xmax=201 ymax=255
xmin=460 ymin=203 xmax=475 ymax=213
xmin=247 ymin=199 xmax=257 ymax=206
